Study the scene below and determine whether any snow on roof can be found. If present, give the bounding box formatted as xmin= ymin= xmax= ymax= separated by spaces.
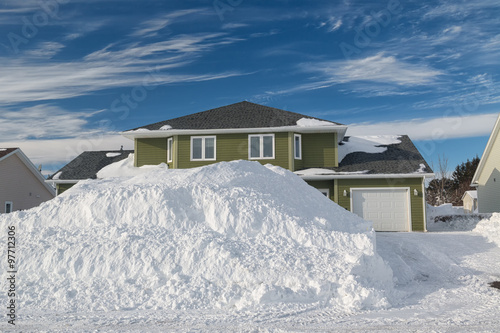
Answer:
xmin=106 ymin=152 xmax=122 ymax=158
xmin=160 ymin=124 xmax=172 ymax=130
xmin=52 ymin=171 xmax=62 ymax=180
xmin=295 ymin=168 xmax=369 ymax=176
xmin=464 ymin=190 xmax=478 ymax=199
xmin=296 ymin=117 xmax=336 ymax=127
xmin=338 ymin=135 xmax=401 ymax=163
xmin=96 ymin=153 xmax=167 ymax=178
xmin=0 ymin=160 xmax=393 ymax=313
xmin=416 ymin=163 xmax=427 ymax=173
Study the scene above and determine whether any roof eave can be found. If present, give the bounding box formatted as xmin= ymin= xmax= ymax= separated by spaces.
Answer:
xmin=298 ymin=173 xmax=435 ymax=181
xmin=121 ymin=125 xmax=348 ymax=141
xmin=471 ymin=113 xmax=500 ymax=184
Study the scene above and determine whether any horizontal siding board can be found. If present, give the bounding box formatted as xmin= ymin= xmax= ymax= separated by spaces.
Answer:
xmin=136 ymin=138 xmax=167 ymax=167
xmin=337 ymin=178 xmax=425 ymax=231
xmin=306 ymin=180 xmax=335 ymax=201
xmin=302 ymin=133 xmax=336 ymax=168
xmin=177 ymin=133 xmax=290 ymax=169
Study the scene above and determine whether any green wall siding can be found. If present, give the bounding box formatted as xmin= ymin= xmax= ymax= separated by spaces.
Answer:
xmin=306 ymin=180 xmax=335 ymax=201
xmin=337 ymin=178 xmax=426 ymax=231
xmin=302 ymin=133 xmax=337 ymax=168
xmin=57 ymin=183 xmax=76 ymax=195
xmin=135 ymin=138 xmax=168 ymax=167
xmin=176 ymin=133 xmax=290 ymax=169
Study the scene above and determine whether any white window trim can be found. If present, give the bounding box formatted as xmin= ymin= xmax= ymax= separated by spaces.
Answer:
xmin=167 ymin=137 xmax=173 ymax=163
xmin=248 ymin=134 xmax=275 ymax=160
xmin=294 ymin=134 xmax=302 ymax=160
xmin=5 ymin=201 xmax=13 ymax=214
xmin=190 ymin=136 xmax=217 ymax=161
xmin=318 ymin=188 xmax=329 ymax=198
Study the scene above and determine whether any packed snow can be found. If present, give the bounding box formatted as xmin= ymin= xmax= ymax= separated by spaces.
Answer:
xmin=296 ymin=118 xmax=336 ymax=127
xmin=2 ymin=161 xmax=500 ymax=331
xmin=475 ymin=213 xmax=500 ymax=247
xmin=338 ymin=135 xmax=401 ymax=163
xmin=0 ymin=160 xmax=394 ymax=316
xmin=105 ymin=152 xmax=122 ymax=158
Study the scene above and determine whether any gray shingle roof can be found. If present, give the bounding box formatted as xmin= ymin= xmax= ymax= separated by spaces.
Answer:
xmin=0 ymin=148 xmax=18 ymax=159
xmin=48 ymin=150 xmax=133 ymax=181
xmin=130 ymin=101 xmax=342 ymax=131
xmin=299 ymin=135 xmax=433 ymax=175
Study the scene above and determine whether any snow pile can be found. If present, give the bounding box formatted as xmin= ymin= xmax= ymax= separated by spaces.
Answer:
xmin=427 ymin=204 xmax=492 ymax=231
xmin=296 ymin=118 xmax=335 ymax=127
xmin=474 ymin=213 xmax=500 ymax=247
xmin=0 ymin=160 xmax=394 ymax=313
xmin=96 ymin=154 xmax=167 ymax=178
xmin=338 ymin=136 xmax=401 ymax=163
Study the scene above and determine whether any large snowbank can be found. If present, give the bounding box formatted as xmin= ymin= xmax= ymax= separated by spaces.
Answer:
xmin=474 ymin=213 xmax=500 ymax=247
xmin=0 ymin=160 xmax=393 ymax=313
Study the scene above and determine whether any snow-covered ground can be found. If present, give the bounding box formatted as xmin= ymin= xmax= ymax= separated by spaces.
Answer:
xmin=1 ymin=161 xmax=500 ymax=332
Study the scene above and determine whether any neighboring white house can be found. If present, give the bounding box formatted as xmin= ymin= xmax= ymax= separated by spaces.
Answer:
xmin=471 ymin=113 xmax=500 ymax=213
xmin=0 ymin=148 xmax=55 ymax=213
xmin=462 ymin=190 xmax=478 ymax=214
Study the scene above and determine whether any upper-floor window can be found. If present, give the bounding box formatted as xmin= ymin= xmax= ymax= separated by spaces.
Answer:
xmin=294 ymin=134 xmax=302 ymax=160
xmin=249 ymin=134 xmax=274 ymax=159
xmin=191 ymin=136 xmax=216 ymax=161
xmin=167 ymin=137 xmax=173 ymax=163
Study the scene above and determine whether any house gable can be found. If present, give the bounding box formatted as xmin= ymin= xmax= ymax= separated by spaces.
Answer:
xmin=471 ymin=113 xmax=500 ymax=213
xmin=0 ymin=148 xmax=55 ymax=212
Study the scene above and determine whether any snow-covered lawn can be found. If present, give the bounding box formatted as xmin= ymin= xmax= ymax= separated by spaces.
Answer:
xmin=9 ymin=229 xmax=500 ymax=332
xmin=1 ymin=161 xmax=499 ymax=331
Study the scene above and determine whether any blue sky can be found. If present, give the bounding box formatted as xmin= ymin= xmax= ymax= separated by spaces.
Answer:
xmin=1 ymin=0 xmax=500 ymax=176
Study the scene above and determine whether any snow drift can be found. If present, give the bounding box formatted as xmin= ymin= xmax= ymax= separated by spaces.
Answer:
xmin=474 ymin=213 xmax=500 ymax=247
xmin=0 ymin=160 xmax=393 ymax=313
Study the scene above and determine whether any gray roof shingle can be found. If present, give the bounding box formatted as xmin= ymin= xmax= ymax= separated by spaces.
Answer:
xmin=0 ymin=148 xmax=18 ymax=159
xmin=298 ymin=135 xmax=433 ymax=175
xmin=129 ymin=101 xmax=342 ymax=131
xmin=48 ymin=150 xmax=133 ymax=181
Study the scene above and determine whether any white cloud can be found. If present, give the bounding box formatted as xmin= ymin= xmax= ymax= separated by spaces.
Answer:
xmin=0 ymin=33 xmax=245 ymax=105
xmin=131 ymin=9 xmax=208 ymax=38
xmin=346 ymin=113 xmax=498 ymax=141
xmin=1 ymin=134 xmax=134 ymax=167
xmin=25 ymin=42 xmax=65 ymax=58
xmin=0 ymin=105 xmax=103 ymax=140
xmin=307 ymin=53 xmax=443 ymax=86
xmin=319 ymin=17 xmax=342 ymax=32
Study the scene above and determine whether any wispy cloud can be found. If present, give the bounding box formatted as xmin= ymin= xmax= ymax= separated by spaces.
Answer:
xmin=0 ymin=104 xmax=103 ymax=140
xmin=305 ymin=53 xmax=443 ymax=86
xmin=130 ymin=9 xmax=207 ymax=38
xmin=347 ymin=113 xmax=498 ymax=141
xmin=0 ymin=32 xmax=245 ymax=105
xmin=318 ymin=16 xmax=342 ymax=32
xmin=24 ymin=42 xmax=65 ymax=58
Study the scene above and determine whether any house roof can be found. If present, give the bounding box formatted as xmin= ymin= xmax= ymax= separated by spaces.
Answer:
xmin=295 ymin=135 xmax=434 ymax=179
xmin=471 ymin=113 xmax=500 ymax=186
xmin=0 ymin=148 xmax=18 ymax=160
xmin=47 ymin=150 xmax=134 ymax=182
xmin=128 ymin=101 xmax=343 ymax=131
xmin=0 ymin=148 xmax=56 ymax=195
xmin=461 ymin=190 xmax=477 ymax=200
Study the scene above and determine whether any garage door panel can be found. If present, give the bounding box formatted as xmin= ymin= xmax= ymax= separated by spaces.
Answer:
xmin=352 ymin=188 xmax=410 ymax=232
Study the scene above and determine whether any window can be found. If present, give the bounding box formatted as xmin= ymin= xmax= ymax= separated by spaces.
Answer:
xmin=191 ymin=136 xmax=216 ymax=161
xmin=167 ymin=137 xmax=173 ymax=163
xmin=294 ymin=134 xmax=302 ymax=160
xmin=5 ymin=201 xmax=13 ymax=214
xmin=248 ymin=134 xmax=275 ymax=159
xmin=318 ymin=189 xmax=329 ymax=198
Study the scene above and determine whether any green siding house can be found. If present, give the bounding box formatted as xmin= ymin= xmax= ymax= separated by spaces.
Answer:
xmin=122 ymin=101 xmax=434 ymax=232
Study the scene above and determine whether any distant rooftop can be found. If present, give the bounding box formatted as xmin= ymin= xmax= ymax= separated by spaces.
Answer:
xmin=48 ymin=150 xmax=133 ymax=181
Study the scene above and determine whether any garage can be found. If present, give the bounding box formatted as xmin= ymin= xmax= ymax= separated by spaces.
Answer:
xmin=351 ymin=188 xmax=411 ymax=232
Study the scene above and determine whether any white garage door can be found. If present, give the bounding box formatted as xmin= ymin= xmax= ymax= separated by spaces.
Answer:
xmin=351 ymin=188 xmax=410 ymax=232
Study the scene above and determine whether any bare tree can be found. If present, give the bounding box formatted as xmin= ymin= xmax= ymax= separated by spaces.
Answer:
xmin=437 ymin=154 xmax=449 ymax=205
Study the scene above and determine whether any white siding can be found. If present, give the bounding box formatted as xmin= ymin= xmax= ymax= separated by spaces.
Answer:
xmin=477 ymin=133 xmax=500 ymax=213
xmin=0 ymin=153 xmax=54 ymax=213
